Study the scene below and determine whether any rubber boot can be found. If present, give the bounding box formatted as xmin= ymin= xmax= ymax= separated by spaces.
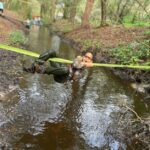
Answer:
xmin=38 ymin=50 xmax=57 ymax=61
xmin=23 ymin=50 xmax=57 ymax=74
xmin=35 ymin=49 xmax=57 ymax=66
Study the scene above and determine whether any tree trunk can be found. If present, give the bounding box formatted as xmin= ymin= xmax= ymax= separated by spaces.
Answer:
xmin=118 ymin=0 xmax=129 ymax=23
xmin=81 ymin=0 xmax=94 ymax=27
xmin=70 ymin=0 xmax=78 ymax=23
xmin=101 ymin=0 xmax=107 ymax=26
xmin=40 ymin=0 xmax=56 ymax=24
xmin=116 ymin=0 xmax=122 ymax=23
xmin=40 ymin=3 xmax=51 ymax=24
xmin=51 ymin=0 xmax=56 ymax=21
xmin=63 ymin=1 xmax=71 ymax=19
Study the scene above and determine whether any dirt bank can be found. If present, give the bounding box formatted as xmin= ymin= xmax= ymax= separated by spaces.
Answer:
xmin=0 ymin=9 xmax=28 ymax=42
xmin=65 ymin=25 xmax=146 ymax=48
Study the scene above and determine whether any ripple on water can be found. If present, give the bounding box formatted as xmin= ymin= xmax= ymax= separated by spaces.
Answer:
xmin=74 ymin=69 xmax=133 ymax=149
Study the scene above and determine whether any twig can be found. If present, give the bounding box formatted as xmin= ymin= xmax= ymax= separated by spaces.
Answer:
xmin=124 ymin=105 xmax=143 ymax=122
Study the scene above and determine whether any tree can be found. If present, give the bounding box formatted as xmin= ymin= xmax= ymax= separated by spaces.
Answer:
xmin=51 ymin=0 xmax=56 ymax=21
xmin=101 ymin=0 xmax=107 ymax=26
xmin=70 ymin=0 xmax=79 ymax=23
xmin=63 ymin=0 xmax=71 ymax=19
xmin=40 ymin=0 xmax=56 ymax=24
xmin=81 ymin=0 xmax=94 ymax=27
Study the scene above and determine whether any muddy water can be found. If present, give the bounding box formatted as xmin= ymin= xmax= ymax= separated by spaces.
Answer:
xmin=0 ymin=27 xmax=149 ymax=150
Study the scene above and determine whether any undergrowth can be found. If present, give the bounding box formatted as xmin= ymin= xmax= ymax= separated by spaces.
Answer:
xmin=9 ymin=30 xmax=28 ymax=46
xmin=111 ymin=40 xmax=150 ymax=65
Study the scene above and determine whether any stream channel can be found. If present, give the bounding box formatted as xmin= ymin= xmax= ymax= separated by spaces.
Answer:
xmin=0 ymin=26 xmax=149 ymax=150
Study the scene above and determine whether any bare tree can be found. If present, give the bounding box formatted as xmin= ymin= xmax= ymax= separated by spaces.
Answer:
xmin=82 ymin=0 xmax=94 ymax=27
xmin=70 ymin=0 xmax=79 ymax=23
xmin=63 ymin=0 xmax=71 ymax=19
xmin=40 ymin=0 xmax=56 ymax=24
xmin=101 ymin=0 xmax=107 ymax=26
xmin=118 ymin=0 xmax=130 ymax=23
xmin=51 ymin=0 xmax=56 ymax=21
xmin=134 ymin=0 xmax=150 ymax=15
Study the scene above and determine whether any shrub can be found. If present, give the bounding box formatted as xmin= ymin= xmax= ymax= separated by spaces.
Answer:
xmin=111 ymin=40 xmax=150 ymax=65
xmin=9 ymin=30 xmax=27 ymax=46
xmin=144 ymin=30 xmax=150 ymax=36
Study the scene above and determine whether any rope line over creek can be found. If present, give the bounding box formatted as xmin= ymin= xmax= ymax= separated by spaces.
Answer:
xmin=0 ymin=44 xmax=150 ymax=70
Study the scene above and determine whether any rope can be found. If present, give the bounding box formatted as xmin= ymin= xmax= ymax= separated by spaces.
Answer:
xmin=0 ymin=44 xmax=72 ymax=64
xmin=0 ymin=44 xmax=150 ymax=70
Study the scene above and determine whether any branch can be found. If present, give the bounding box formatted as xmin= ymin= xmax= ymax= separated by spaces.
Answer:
xmin=134 ymin=0 xmax=150 ymax=18
xmin=124 ymin=105 xmax=143 ymax=122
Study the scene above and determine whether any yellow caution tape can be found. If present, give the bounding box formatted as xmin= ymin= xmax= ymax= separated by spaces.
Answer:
xmin=0 ymin=44 xmax=150 ymax=70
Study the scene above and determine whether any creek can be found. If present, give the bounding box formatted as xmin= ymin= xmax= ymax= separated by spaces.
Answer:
xmin=0 ymin=26 xmax=149 ymax=150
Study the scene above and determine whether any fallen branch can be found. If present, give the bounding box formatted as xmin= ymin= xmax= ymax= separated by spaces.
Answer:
xmin=124 ymin=105 xmax=143 ymax=122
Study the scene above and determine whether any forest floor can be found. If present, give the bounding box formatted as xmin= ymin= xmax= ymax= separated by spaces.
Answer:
xmin=67 ymin=25 xmax=146 ymax=48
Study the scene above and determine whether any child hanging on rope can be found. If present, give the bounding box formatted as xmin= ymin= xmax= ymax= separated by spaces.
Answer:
xmin=23 ymin=50 xmax=93 ymax=83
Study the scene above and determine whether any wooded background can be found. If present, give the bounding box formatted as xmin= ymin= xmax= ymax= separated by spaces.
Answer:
xmin=3 ymin=0 xmax=150 ymax=26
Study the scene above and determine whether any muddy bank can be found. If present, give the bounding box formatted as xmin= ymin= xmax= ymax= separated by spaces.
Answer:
xmin=0 ymin=50 xmax=24 ymax=101
xmin=0 ymin=10 xmax=28 ymax=42
xmin=0 ymin=47 xmax=23 ymax=101
xmin=0 ymin=11 xmax=27 ymax=101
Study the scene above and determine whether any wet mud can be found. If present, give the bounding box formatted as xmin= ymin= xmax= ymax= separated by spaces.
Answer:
xmin=0 ymin=50 xmax=23 ymax=101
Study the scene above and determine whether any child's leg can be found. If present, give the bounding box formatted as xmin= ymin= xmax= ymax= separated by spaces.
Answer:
xmin=23 ymin=50 xmax=56 ymax=73
xmin=37 ymin=50 xmax=57 ymax=61
xmin=23 ymin=50 xmax=69 ymax=76
xmin=38 ymin=50 xmax=69 ymax=75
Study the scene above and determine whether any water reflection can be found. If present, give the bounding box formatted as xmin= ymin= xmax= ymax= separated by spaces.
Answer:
xmin=51 ymin=35 xmax=61 ymax=52
xmin=17 ymin=122 xmax=77 ymax=150
xmin=75 ymin=68 xmax=128 ymax=149
xmin=26 ymin=27 xmax=76 ymax=61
